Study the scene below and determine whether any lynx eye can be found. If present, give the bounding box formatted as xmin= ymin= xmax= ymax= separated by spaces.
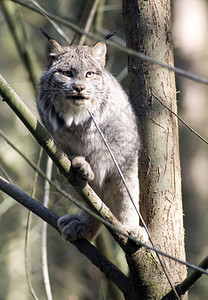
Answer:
xmin=86 ymin=71 xmax=95 ymax=78
xmin=61 ymin=70 xmax=73 ymax=77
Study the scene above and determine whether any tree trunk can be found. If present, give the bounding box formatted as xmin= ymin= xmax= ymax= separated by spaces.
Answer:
xmin=123 ymin=0 xmax=187 ymax=298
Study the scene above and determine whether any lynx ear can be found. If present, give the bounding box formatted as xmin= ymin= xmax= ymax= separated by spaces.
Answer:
xmin=91 ymin=42 xmax=107 ymax=68
xmin=46 ymin=39 xmax=66 ymax=67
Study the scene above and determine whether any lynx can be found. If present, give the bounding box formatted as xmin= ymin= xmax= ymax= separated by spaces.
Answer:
xmin=38 ymin=37 xmax=147 ymax=242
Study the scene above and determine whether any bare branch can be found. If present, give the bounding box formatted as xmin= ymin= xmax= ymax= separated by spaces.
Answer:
xmin=41 ymin=157 xmax=53 ymax=300
xmin=24 ymin=148 xmax=43 ymax=300
xmin=11 ymin=0 xmax=208 ymax=85
xmin=152 ymin=93 xmax=208 ymax=145
xmin=178 ymin=256 xmax=208 ymax=296
xmin=0 ymin=1 xmax=41 ymax=93
xmin=162 ymin=256 xmax=208 ymax=299
xmin=79 ymin=0 xmax=100 ymax=46
xmin=29 ymin=0 xmax=71 ymax=44
xmin=0 ymin=74 xmax=71 ymax=177
xmin=0 ymin=176 xmax=130 ymax=295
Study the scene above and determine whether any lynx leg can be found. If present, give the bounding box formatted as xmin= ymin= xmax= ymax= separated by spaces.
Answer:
xmin=103 ymin=169 xmax=149 ymax=243
xmin=71 ymin=156 xmax=94 ymax=182
xmin=58 ymin=156 xmax=99 ymax=241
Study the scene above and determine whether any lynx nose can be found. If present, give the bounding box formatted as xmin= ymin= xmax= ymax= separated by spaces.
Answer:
xmin=73 ymin=83 xmax=86 ymax=92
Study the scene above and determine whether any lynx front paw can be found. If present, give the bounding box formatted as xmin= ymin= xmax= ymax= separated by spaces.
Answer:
xmin=129 ymin=226 xmax=149 ymax=244
xmin=137 ymin=226 xmax=149 ymax=244
xmin=58 ymin=214 xmax=91 ymax=241
xmin=72 ymin=156 xmax=94 ymax=182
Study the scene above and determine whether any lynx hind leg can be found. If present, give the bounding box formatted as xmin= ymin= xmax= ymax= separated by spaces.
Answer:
xmin=58 ymin=210 xmax=101 ymax=241
xmin=119 ymin=203 xmax=149 ymax=243
xmin=103 ymin=175 xmax=149 ymax=244
xmin=119 ymin=201 xmax=149 ymax=244
xmin=72 ymin=156 xmax=94 ymax=182
xmin=120 ymin=194 xmax=149 ymax=243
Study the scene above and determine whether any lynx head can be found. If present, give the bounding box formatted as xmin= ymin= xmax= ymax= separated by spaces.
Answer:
xmin=38 ymin=39 xmax=108 ymax=128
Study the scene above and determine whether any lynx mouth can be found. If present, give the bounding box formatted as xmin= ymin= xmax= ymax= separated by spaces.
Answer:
xmin=66 ymin=95 xmax=89 ymax=106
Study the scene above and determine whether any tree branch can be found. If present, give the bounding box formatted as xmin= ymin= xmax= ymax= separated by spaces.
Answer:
xmin=162 ymin=255 xmax=208 ymax=299
xmin=152 ymin=93 xmax=208 ymax=145
xmin=11 ymin=0 xmax=208 ymax=85
xmin=0 ymin=176 xmax=130 ymax=296
xmin=0 ymin=1 xmax=41 ymax=93
xmin=179 ymin=255 xmax=208 ymax=295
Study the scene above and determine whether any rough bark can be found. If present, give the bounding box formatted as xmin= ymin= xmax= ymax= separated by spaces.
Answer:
xmin=123 ymin=0 xmax=187 ymax=298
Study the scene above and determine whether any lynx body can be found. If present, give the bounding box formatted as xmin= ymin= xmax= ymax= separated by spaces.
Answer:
xmin=38 ymin=39 xmax=145 ymax=241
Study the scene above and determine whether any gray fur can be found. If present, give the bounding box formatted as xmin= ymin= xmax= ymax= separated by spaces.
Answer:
xmin=38 ymin=40 xmax=147 ymax=241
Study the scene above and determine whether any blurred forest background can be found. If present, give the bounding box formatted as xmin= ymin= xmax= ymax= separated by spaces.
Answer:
xmin=0 ymin=0 xmax=208 ymax=299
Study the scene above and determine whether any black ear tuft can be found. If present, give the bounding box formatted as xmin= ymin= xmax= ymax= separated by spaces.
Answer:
xmin=40 ymin=27 xmax=52 ymax=40
xmin=104 ymin=31 xmax=117 ymax=40
xmin=40 ymin=28 xmax=66 ymax=68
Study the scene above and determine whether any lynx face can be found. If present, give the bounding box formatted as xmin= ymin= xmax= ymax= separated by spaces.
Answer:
xmin=38 ymin=41 xmax=108 ymax=128
xmin=52 ymin=69 xmax=101 ymax=107
xmin=45 ymin=50 xmax=104 ymax=108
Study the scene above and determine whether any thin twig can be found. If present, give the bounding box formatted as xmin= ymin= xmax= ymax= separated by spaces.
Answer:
xmin=42 ymin=157 xmax=53 ymax=300
xmin=79 ymin=0 xmax=100 ymax=46
xmin=24 ymin=215 xmax=39 ymax=300
xmin=11 ymin=0 xmax=208 ymax=85
xmin=29 ymin=0 xmax=71 ymax=44
xmin=0 ymin=162 xmax=13 ymax=183
xmin=0 ymin=1 xmax=41 ymax=93
xmin=24 ymin=147 xmax=43 ymax=300
xmin=152 ymin=93 xmax=208 ymax=145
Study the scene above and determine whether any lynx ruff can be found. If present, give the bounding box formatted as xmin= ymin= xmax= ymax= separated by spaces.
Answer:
xmin=38 ymin=38 xmax=147 ymax=242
